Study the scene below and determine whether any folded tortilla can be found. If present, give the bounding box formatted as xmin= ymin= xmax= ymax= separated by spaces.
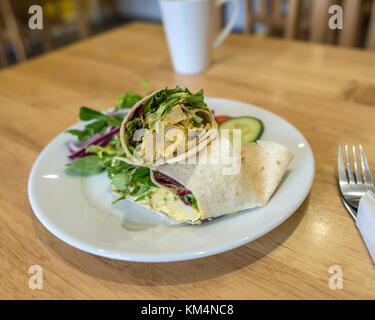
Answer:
xmin=148 ymin=138 xmax=293 ymax=223
xmin=120 ymin=89 xmax=217 ymax=167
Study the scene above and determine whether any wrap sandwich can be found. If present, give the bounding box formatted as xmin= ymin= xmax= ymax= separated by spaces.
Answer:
xmin=112 ymin=137 xmax=293 ymax=224
xmin=119 ymin=86 xmax=217 ymax=167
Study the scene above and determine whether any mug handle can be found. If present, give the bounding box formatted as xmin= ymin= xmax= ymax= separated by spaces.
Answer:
xmin=213 ymin=0 xmax=240 ymax=49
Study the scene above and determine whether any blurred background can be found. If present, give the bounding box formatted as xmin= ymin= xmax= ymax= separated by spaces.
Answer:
xmin=1 ymin=0 xmax=374 ymax=69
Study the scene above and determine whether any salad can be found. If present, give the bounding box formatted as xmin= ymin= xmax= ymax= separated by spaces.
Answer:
xmin=65 ymin=87 xmax=200 ymax=213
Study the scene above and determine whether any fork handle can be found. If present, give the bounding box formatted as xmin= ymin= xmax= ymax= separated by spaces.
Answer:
xmin=356 ymin=191 xmax=375 ymax=263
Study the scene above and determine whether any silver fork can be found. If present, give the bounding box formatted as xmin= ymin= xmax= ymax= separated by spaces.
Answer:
xmin=338 ymin=145 xmax=375 ymax=215
xmin=340 ymin=194 xmax=358 ymax=221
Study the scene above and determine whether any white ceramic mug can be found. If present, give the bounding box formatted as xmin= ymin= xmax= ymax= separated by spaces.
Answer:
xmin=159 ymin=0 xmax=240 ymax=74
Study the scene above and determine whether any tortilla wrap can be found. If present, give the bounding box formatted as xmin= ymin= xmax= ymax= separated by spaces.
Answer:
xmin=150 ymin=137 xmax=294 ymax=221
xmin=120 ymin=90 xmax=217 ymax=167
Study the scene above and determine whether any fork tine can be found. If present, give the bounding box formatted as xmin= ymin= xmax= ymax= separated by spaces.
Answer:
xmin=359 ymin=145 xmax=374 ymax=185
xmin=345 ymin=145 xmax=355 ymax=183
xmin=352 ymin=146 xmax=362 ymax=184
xmin=338 ymin=145 xmax=348 ymax=184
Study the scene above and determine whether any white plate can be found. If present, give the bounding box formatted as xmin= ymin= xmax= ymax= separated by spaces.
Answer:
xmin=28 ymin=98 xmax=315 ymax=262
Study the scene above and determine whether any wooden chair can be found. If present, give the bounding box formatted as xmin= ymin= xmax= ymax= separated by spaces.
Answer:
xmin=0 ymin=0 xmax=91 ymax=67
xmin=309 ymin=0 xmax=337 ymax=43
xmin=0 ymin=32 xmax=8 ymax=67
xmin=335 ymin=0 xmax=375 ymax=48
xmin=0 ymin=0 xmax=26 ymax=63
xmin=337 ymin=0 xmax=362 ymax=46
xmin=243 ymin=0 xmax=375 ymax=49
xmin=243 ymin=0 xmax=303 ymax=39
xmin=73 ymin=0 xmax=89 ymax=38
xmin=308 ymin=0 xmax=362 ymax=45
xmin=366 ymin=0 xmax=375 ymax=48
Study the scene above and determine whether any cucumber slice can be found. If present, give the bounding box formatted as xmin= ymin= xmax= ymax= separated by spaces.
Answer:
xmin=218 ymin=116 xmax=264 ymax=145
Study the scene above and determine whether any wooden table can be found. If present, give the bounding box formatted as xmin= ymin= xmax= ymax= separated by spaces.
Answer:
xmin=1 ymin=22 xmax=374 ymax=300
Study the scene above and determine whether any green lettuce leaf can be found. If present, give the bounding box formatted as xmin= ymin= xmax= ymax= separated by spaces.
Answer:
xmin=66 ymin=155 xmax=105 ymax=174
xmin=115 ymin=92 xmax=142 ymax=110
xmin=108 ymin=159 xmax=158 ymax=202
xmin=143 ymin=86 xmax=208 ymax=117
xmin=184 ymin=193 xmax=199 ymax=211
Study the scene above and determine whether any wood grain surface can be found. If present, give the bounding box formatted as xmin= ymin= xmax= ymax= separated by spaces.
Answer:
xmin=1 ymin=22 xmax=375 ymax=300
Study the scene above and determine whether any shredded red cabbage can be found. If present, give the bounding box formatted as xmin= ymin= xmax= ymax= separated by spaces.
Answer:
xmin=153 ymin=171 xmax=194 ymax=207
xmin=68 ymin=127 xmax=120 ymax=161
xmin=80 ymin=132 xmax=104 ymax=148
xmin=130 ymin=106 xmax=145 ymax=146
xmin=177 ymin=190 xmax=193 ymax=206
xmin=67 ymin=141 xmax=80 ymax=153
